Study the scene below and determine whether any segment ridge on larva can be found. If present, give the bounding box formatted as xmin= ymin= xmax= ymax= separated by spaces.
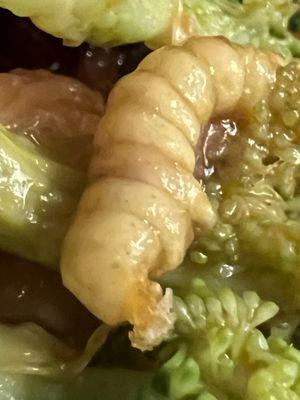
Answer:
xmin=61 ymin=36 xmax=282 ymax=350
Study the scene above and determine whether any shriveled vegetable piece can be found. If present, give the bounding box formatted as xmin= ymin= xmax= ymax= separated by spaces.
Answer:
xmin=185 ymin=0 xmax=300 ymax=58
xmin=0 ymin=0 xmax=178 ymax=47
xmin=0 ymin=124 xmax=84 ymax=266
xmin=61 ymin=37 xmax=281 ymax=351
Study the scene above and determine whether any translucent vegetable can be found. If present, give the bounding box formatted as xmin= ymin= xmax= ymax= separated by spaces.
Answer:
xmin=0 ymin=0 xmax=179 ymax=47
xmin=140 ymin=280 xmax=300 ymax=400
xmin=61 ymin=36 xmax=281 ymax=351
xmin=0 ymin=323 xmax=112 ymax=399
xmin=0 ymin=69 xmax=104 ymax=169
xmin=0 ymin=323 xmax=108 ymax=377
xmin=0 ymin=124 xmax=85 ymax=266
xmin=0 ymin=69 xmax=104 ymax=266
xmin=0 ymin=0 xmax=299 ymax=58
xmin=0 ymin=321 xmax=147 ymax=400
xmin=182 ymin=61 xmax=300 ymax=323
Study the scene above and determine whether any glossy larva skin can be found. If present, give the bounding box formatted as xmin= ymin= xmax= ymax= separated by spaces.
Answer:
xmin=61 ymin=36 xmax=281 ymax=351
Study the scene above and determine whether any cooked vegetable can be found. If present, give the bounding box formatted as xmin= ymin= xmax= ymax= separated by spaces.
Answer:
xmin=185 ymin=0 xmax=300 ymax=58
xmin=149 ymin=57 xmax=300 ymax=395
xmin=0 ymin=323 xmax=120 ymax=400
xmin=0 ymin=368 xmax=150 ymax=400
xmin=0 ymin=252 xmax=99 ymax=349
xmin=0 ymin=0 xmax=298 ymax=58
xmin=0 ymin=322 xmax=108 ymax=377
xmin=0 ymin=0 xmax=177 ymax=47
xmin=61 ymin=36 xmax=281 ymax=351
xmin=140 ymin=280 xmax=300 ymax=399
xmin=0 ymin=4 xmax=297 ymax=398
xmin=0 ymin=320 xmax=147 ymax=400
xmin=0 ymin=69 xmax=104 ymax=169
xmin=0 ymin=69 xmax=104 ymax=266
xmin=176 ymin=60 xmax=300 ymax=324
xmin=0 ymin=124 xmax=84 ymax=266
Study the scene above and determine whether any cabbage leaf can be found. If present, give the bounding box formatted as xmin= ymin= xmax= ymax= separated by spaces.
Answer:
xmin=0 ymin=323 xmax=109 ymax=377
xmin=0 ymin=124 xmax=85 ymax=267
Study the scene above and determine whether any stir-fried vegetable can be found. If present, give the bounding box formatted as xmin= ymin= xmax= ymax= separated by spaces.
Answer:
xmin=0 ymin=124 xmax=84 ymax=266
xmin=0 ymin=323 xmax=108 ymax=377
xmin=135 ymin=53 xmax=300 ymax=400
xmin=0 ymin=0 xmax=299 ymax=57
xmin=179 ymin=61 xmax=300 ymax=320
xmin=0 ymin=368 xmax=150 ymax=400
xmin=140 ymin=280 xmax=300 ymax=400
xmin=0 ymin=3 xmax=299 ymax=400
xmin=185 ymin=0 xmax=300 ymax=58
xmin=0 ymin=0 xmax=176 ymax=47
xmin=0 ymin=324 xmax=130 ymax=400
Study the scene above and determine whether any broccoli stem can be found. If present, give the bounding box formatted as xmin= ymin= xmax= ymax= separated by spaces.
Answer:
xmin=0 ymin=125 xmax=85 ymax=267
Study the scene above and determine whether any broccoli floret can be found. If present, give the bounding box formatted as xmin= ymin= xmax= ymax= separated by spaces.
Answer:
xmin=140 ymin=280 xmax=300 ymax=400
xmin=185 ymin=0 xmax=300 ymax=58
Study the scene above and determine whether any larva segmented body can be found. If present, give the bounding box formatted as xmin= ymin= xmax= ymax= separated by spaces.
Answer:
xmin=61 ymin=36 xmax=282 ymax=350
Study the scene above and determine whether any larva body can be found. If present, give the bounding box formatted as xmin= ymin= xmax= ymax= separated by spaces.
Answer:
xmin=61 ymin=36 xmax=282 ymax=350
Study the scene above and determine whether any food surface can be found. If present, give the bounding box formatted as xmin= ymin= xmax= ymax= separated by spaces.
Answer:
xmin=0 ymin=69 xmax=103 ymax=266
xmin=1 ymin=0 xmax=300 ymax=57
xmin=61 ymin=36 xmax=282 ymax=351
xmin=0 ymin=2 xmax=300 ymax=400
xmin=0 ymin=0 xmax=178 ymax=47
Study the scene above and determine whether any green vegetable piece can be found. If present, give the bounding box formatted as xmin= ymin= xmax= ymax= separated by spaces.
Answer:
xmin=190 ymin=251 xmax=208 ymax=265
xmin=0 ymin=125 xmax=85 ymax=267
xmin=0 ymin=322 xmax=109 ymax=378
xmin=0 ymin=322 xmax=148 ymax=400
xmin=0 ymin=368 xmax=151 ymax=400
xmin=185 ymin=0 xmax=300 ymax=58
xmin=140 ymin=280 xmax=300 ymax=399
xmin=0 ymin=0 xmax=176 ymax=47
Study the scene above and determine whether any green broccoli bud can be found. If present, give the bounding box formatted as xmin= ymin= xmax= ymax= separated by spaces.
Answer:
xmin=184 ymin=0 xmax=300 ymax=58
xmin=140 ymin=280 xmax=300 ymax=399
